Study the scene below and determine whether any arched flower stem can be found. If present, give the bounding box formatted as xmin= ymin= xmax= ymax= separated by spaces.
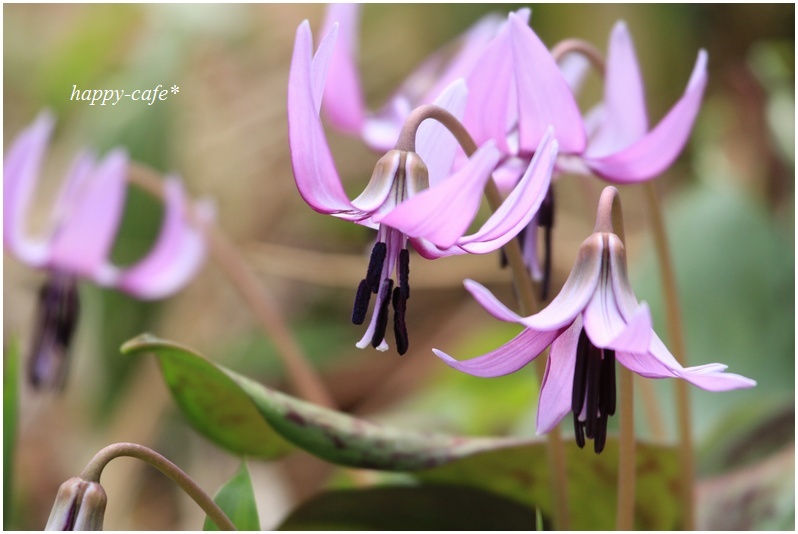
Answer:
xmin=79 ymin=442 xmax=236 ymax=531
xmin=398 ymin=105 xmax=569 ymax=530
xmin=551 ymin=38 xmax=607 ymax=77
xmin=128 ymin=164 xmax=336 ymax=410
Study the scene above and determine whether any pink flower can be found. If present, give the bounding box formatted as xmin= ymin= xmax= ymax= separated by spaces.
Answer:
xmin=433 ymin=193 xmax=755 ymax=453
xmin=288 ymin=20 xmax=558 ymax=354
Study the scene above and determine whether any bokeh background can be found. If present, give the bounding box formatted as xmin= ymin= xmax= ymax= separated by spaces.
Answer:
xmin=3 ymin=3 xmax=794 ymax=530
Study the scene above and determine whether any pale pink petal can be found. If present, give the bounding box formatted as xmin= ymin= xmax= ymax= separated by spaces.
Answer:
xmin=558 ymin=52 xmax=591 ymax=95
xmin=433 ymin=326 xmax=559 ymax=378
xmin=604 ymin=303 xmax=652 ymax=354
xmin=376 ymin=142 xmax=501 ymax=249
xmin=491 ymin=156 xmax=528 ymax=194
xmin=115 ymin=178 xmax=210 ymax=299
xmin=350 ymin=151 xmax=400 ymax=212
xmin=458 ymin=132 xmax=556 ymax=253
xmin=288 ymin=21 xmax=357 ymax=216
xmin=537 ymin=317 xmax=581 ymax=434
xmin=3 ymin=111 xmax=56 ymax=267
xmin=48 ymin=150 xmax=128 ymax=280
xmin=607 ymin=233 xmax=641 ymax=319
xmin=583 ymin=50 xmax=708 ymax=182
xmin=464 ymin=279 xmax=523 ymax=323
xmin=320 ymin=4 xmax=366 ymax=134
xmin=49 ymin=151 xmax=96 ymax=228
xmin=361 ymin=98 xmax=411 ymax=151
xmin=585 ymin=22 xmax=648 ymax=158
xmin=509 ymin=14 xmax=586 ymax=154
xmin=416 ymin=79 xmax=467 ymax=187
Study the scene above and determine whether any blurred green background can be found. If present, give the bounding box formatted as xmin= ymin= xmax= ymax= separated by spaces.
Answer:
xmin=3 ymin=4 xmax=794 ymax=530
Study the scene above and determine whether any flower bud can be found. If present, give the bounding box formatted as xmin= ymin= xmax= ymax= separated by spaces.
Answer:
xmin=45 ymin=477 xmax=106 ymax=531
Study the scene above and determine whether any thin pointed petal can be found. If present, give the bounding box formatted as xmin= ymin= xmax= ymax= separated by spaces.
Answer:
xmin=288 ymin=21 xmax=357 ymax=215
xmin=48 ymin=150 xmax=128 ymax=280
xmin=464 ymin=279 xmax=523 ymax=323
xmin=537 ymin=317 xmax=581 ymax=434
xmin=116 ymin=178 xmax=210 ymax=299
xmin=416 ymin=79 xmax=467 ymax=187
xmin=509 ymin=14 xmax=586 ymax=154
xmin=585 ymin=22 xmax=648 ymax=157
xmin=4 ymin=111 xmax=57 ymax=266
xmin=583 ymin=50 xmax=708 ymax=182
xmin=321 ymin=4 xmax=367 ymax=134
xmin=459 ymin=132 xmax=557 ymax=253
xmin=377 ymin=142 xmax=501 ymax=249
xmin=433 ymin=326 xmax=558 ymax=378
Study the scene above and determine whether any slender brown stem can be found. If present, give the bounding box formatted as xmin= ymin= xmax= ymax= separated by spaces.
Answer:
xmin=551 ymin=38 xmax=607 ymax=77
xmin=128 ymin=164 xmax=336 ymax=409
xmin=80 ymin=443 xmax=236 ymax=531
xmin=644 ymin=182 xmax=695 ymax=529
xmin=399 ymin=105 xmax=569 ymax=529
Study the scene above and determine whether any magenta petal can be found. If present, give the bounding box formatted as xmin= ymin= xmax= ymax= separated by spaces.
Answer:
xmin=584 ymin=22 xmax=648 ymax=158
xmin=433 ymin=326 xmax=558 ymax=378
xmin=416 ymin=79 xmax=467 ymax=187
xmin=583 ymin=50 xmax=708 ymax=182
xmin=288 ymin=21 xmax=356 ymax=215
xmin=459 ymin=131 xmax=557 ymax=253
xmin=464 ymin=279 xmax=523 ymax=323
xmin=537 ymin=318 xmax=581 ymax=434
xmin=320 ymin=4 xmax=366 ymax=135
xmin=3 ymin=111 xmax=56 ymax=267
xmin=376 ymin=142 xmax=501 ymax=249
xmin=48 ymin=150 xmax=128 ymax=281
xmin=116 ymin=178 xmax=210 ymax=299
xmin=509 ymin=14 xmax=586 ymax=154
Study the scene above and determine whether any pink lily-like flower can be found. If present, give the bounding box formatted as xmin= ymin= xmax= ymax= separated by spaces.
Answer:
xmin=288 ymin=20 xmax=558 ymax=354
xmin=507 ymin=14 xmax=708 ymax=183
xmin=5 ymin=112 xmax=211 ymax=386
xmin=434 ymin=188 xmax=755 ymax=453
xmin=319 ymin=4 xmax=527 ymax=152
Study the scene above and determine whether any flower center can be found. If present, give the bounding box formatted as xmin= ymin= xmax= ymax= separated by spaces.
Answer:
xmin=571 ymin=328 xmax=616 ymax=454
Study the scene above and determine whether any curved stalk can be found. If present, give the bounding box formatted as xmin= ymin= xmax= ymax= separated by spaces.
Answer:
xmin=398 ymin=105 xmax=569 ymax=530
xmin=551 ymin=38 xmax=607 ymax=77
xmin=80 ymin=443 xmax=236 ymax=531
xmin=127 ymin=164 xmax=336 ymax=409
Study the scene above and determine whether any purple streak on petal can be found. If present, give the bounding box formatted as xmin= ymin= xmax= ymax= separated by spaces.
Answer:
xmin=116 ymin=178 xmax=210 ymax=300
xmin=582 ymin=244 xmax=631 ymax=349
xmin=585 ymin=22 xmax=648 ymax=158
xmin=321 ymin=4 xmax=366 ymax=134
xmin=509 ymin=14 xmax=586 ymax=154
xmin=458 ymin=132 xmax=556 ymax=253
xmin=464 ymin=279 xmax=523 ymax=322
xmin=433 ymin=326 xmax=559 ymax=378
xmin=351 ymin=151 xmax=400 ymax=212
xmin=288 ymin=21 xmax=356 ymax=215
xmin=537 ymin=317 xmax=581 ymax=434
xmin=604 ymin=303 xmax=652 ymax=354
xmin=607 ymin=233 xmax=641 ymax=320
xmin=3 ymin=111 xmax=56 ymax=267
xmin=377 ymin=142 xmax=501 ymax=249
xmin=516 ymin=234 xmax=602 ymax=331
xmin=583 ymin=50 xmax=708 ymax=182
xmin=416 ymin=79 xmax=467 ymax=188
xmin=48 ymin=150 xmax=128 ymax=280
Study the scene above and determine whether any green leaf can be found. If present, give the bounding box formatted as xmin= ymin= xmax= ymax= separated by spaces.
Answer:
xmin=277 ymin=485 xmax=540 ymax=530
xmin=3 ymin=338 xmax=20 ymax=529
xmin=123 ymin=334 xmax=529 ymax=470
xmin=204 ymin=462 xmax=260 ymax=531
xmin=122 ymin=335 xmax=292 ymax=458
xmin=416 ymin=439 xmax=683 ymax=530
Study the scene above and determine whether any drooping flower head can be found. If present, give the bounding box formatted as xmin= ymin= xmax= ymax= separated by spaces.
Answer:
xmin=434 ymin=187 xmax=755 ymax=453
xmin=4 ymin=111 xmax=211 ymax=387
xmin=288 ymin=19 xmax=558 ymax=354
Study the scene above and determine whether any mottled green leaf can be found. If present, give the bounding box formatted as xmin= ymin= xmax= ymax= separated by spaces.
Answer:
xmin=3 ymin=338 xmax=20 ymax=530
xmin=122 ymin=335 xmax=292 ymax=458
xmin=277 ymin=485 xmax=540 ymax=531
xmin=123 ymin=335 xmax=528 ymax=470
xmin=417 ymin=439 xmax=683 ymax=530
xmin=204 ymin=462 xmax=260 ymax=531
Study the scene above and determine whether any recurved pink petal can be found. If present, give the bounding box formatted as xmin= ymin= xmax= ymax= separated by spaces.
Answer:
xmin=288 ymin=21 xmax=357 ymax=216
xmin=376 ymin=142 xmax=501 ymax=249
xmin=509 ymin=14 xmax=586 ymax=154
xmin=320 ymin=4 xmax=366 ymax=135
xmin=115 ymin=178 xmax=210 ymax=300
xmin=458 ymin=131 xmax=556 ymax=254
xmin=48 ymin=149 xmax=128 ymax=281
xmin=537 ymin=318 xmax=581 ymax=434
xmin=464 ymin=279 xmax=523 ymax=323
xmin=416 ymin=79 xmax=467 ymax=187
xmin=4 ymin=111 xmax=56 ymax=267
xmin=584 ymin=22 xmax=648 ymax=158
xmin=433 ymin=326 xmax=559 ymax=378
xmin=583 ymin=50 xmax=708 ymax=182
